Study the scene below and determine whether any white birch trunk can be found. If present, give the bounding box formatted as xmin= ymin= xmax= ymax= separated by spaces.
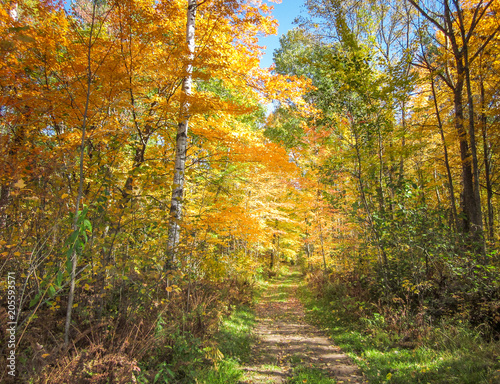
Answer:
xmin=166 ymin=0 xmax=196 ymax=269
xmin=9 ymin=2 xmax=18 ymax=21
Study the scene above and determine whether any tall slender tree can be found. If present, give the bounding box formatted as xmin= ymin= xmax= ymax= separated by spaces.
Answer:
xmin=166 ymin=0 xmax=197 ymax=270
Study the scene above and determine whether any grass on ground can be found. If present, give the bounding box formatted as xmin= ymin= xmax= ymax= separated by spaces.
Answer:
xmin=285 ymin=366 xmax=337 ymax=384
xmin=298 ymin=281 xmax=500 ymax=384
xmin=196 ymin=305 xmax=255 ymax=383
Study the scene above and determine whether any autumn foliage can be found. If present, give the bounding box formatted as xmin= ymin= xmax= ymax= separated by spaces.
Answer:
xmin=1 ymin=0 xmax=500 ymax=382
xmin=0 ymin=0 xmax=312 ymax=381
xmin=270 ymin=0 xmax=500 ymax=343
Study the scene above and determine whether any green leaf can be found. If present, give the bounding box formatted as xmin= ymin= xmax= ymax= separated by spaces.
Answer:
xmin=154 ymin=372 xmax=162 ymax=383
xmin=66 ymin=257 xmax=73 ymax=275
xmin=67 ymin=230 xmax=79 ymax=246
xmin=55 ymin=271 xmax=63 ymax=288
xmin=83 ymin=219 xmax=92 ymax=232
xmin=29 ymin=293 xmax=41 ymax=308
xmin=48 ymin=285 xmax=56 ymax=298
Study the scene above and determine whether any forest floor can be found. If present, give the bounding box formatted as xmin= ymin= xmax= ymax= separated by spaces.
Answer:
xmin=239 ymin=268 xmax=367 ymax=384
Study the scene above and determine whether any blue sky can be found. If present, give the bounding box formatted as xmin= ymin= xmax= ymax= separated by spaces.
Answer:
xmin=259 ymin=0 xmax=306 ymax=68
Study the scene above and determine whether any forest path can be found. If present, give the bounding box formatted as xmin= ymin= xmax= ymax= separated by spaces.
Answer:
xmin=240 ymin=268 xmax=366 ymax=384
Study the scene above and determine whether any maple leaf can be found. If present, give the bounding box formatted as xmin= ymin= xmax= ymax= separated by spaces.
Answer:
xmin=13 ymin=179 xmax=26 ymax=189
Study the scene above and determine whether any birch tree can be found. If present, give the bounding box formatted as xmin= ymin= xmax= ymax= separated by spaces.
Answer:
xmin=166 ymin=0 xmax=197 ymax=270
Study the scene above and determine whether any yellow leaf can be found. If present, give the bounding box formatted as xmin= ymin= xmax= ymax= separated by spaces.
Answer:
xmin=73 ymin=303 xmax=78 ymax=308
xmin=13 ymin=179 xmax=26 ymax=189
xmin=61 ymin=193 xmax=69 ymax=199
xmin=166 ymin=286 xmax=173 ymax=292
xmin=42 ymin=354 xmax=50 ymax=358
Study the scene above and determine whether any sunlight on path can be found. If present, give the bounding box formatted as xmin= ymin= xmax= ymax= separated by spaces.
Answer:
xmin=240 ymin=269 xmax=366 ymax=384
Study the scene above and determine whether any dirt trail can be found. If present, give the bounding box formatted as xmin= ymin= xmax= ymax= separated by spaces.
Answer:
xmin=240 ymin=269 xmax=366 ymax=384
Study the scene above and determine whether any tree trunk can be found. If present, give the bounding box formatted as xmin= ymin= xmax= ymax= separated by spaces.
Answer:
xmin=270 ymin=244 xmax=275 ymax=271
xmin=9 ymin=1 xmax=18 ymax=21
xmin=480 ymin=73 xmax=494 ymax=243
xmin=166 ymin=0 xmax=197 ymax=270
xmin=454 ymin=76 xmax=476 ymax=233
xmin=463 ymin=46 xmax=485 ymax=254
xmin=319 ymin=220 xmax=327 ymax=273
xmin=430 ymin=76 xmax=458 ymax=230
xmin=442 ymin=1 xmax=479 ymax=239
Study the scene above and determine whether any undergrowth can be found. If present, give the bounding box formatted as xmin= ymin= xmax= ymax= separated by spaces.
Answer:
xmin=300 ymin=271 xmax=500 ymax=384
xmin=1 ymin=273 xmax=256 ymax=384
xmin=197 ymin=304 xmax=256 ymax=383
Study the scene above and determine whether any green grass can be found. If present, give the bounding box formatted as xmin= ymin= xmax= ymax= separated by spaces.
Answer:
xmin=261 ymin=363 xmax=281 ymax=370
xmin=298 ymin=283 xmax=500 ymax=384
xmin=196 ymin=359 xmax=243 ymax=384
xmin=196 ymin=305 xmax=256 ymax=383
xmin=286 ymin=366 xmax=337 ymax=384
xmin=271 ymin=268 xmax=300 ymax=302
xmin=216 ymin=305 xmax=256 ymax=363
